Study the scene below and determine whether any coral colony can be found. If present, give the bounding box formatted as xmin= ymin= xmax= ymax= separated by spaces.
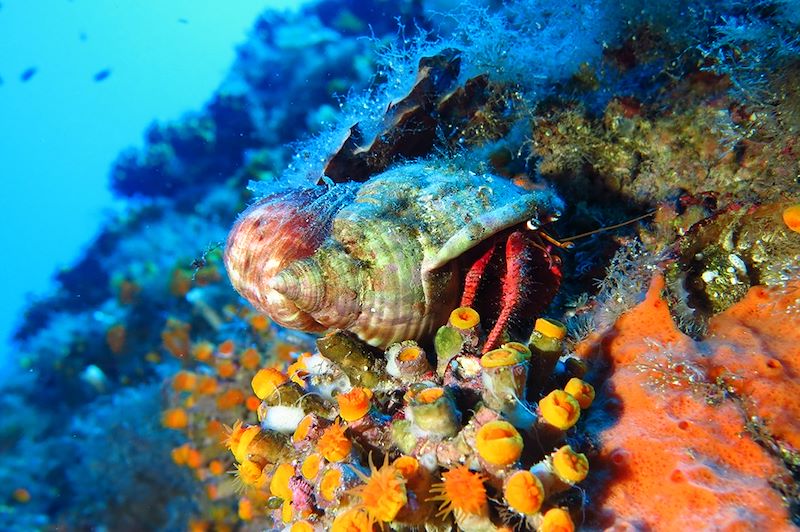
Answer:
xmin=3 ymin=0 xmax=800 ymax=530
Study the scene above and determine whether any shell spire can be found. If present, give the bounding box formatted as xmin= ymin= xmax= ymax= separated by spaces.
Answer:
xmin=269 ymin=259 xmax=326 ymax=313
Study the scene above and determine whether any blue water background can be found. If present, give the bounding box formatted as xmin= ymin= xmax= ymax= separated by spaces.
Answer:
xmin=0 ymin=1 xmax=300 ymax=371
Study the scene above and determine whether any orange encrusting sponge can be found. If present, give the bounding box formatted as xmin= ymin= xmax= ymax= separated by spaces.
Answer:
xmin=580 ymin=274 xmax=797 ymax=530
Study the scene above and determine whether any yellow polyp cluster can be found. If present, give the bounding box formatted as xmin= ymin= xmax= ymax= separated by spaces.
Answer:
xmin=228 ymin=423 xmax=260 ymax=463
xmin=332 ymin=507 xmax=373 ymax=532
xmin=293 ymin=414 xmax=315 ymax=444
xmin=504 ymin=470 xmax=545 ymax=515
xmin=552 ymin=446 xmax=589 ymax=484
xmin=251 ymin=368 xmax=288 ymax=400
xmin=541 ymin=507 xmax=575 ymax=532
xmin=163 ymin=285 xmax=593 ymax=530
xmin=238 ymin=458 xmax=268 ymax=489
xmin=398 ymin=344 xmax=423 ymax=361
xmin=414 ymin=386 xmax=444 ymax=404
xmin=351 ymin=460 xmax=408 ymax=523
xmin=320 ymin=468 xmax=342 ymax=501
xmin=783 ymin=203 xmax=800 ymax=233
xmin=336 ymin=387 xmax=373 ymax=422
xmin=270 ymin=463 xmax=295 ymax=500
xmin=449 ymin=306 xmax=481 ymax=329
xmin=534 ymin=317 xmax=567 ymax=340
xmin=539 ymin=390 xmax=581 ymax=430
xmin=429 ymin=466 xmax=488 ymax=518
xmin=564 ymin=377 xmax=595 ymax=409
xmin=291 ymin=520 xmax=315 ymax=532
xmin=317 ymin=421 xmax=352 ymax=462
xmin=162 ymin=407 xmax=189 ymax=429
xmin=301 ymin=453 xmax=323 ymax=480
xmin=481 ymin=347 xmax=525 ymax=368
xmin=475 ymin=420 xmax=524 ymax=466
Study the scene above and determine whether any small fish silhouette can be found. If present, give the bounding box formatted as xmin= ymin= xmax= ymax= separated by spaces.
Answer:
xmin=94 ymin=69 xmax=111 ymax=82
xmin=20 ymin=67 xmax=37 ymax=82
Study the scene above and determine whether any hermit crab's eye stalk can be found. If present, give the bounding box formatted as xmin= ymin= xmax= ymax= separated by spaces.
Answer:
xmin=526 ymin=219 xmax=540 ymax=231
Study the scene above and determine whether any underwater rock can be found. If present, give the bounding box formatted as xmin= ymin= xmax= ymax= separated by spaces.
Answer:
xmin=323 ymin=48 xmax=516 ymax=184
xmin=664 ymin=199 xmax=800 ymax=334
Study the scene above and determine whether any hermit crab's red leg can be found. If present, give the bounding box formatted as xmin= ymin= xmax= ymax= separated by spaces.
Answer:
xmin=460 ymin=244 xmax=496 ymax=308
xmin=483 ymin=231 xmax=527 ymax=353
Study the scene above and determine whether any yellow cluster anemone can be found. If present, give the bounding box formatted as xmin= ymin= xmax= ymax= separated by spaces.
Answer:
xmin=481 ymin=349 xmax=522 ymax=368
xmin=337 ymin=387 xmax=373 ymax=422
xmin=237 ymin=458 xmax=268 ymax=489
xmin=564 ymin=378 xmax=595 ymax=409
xmin=293 ymin=414 xmax=315 ymax=444
xmin=301 ymin=453 xmax=323 ymax=480
xmin=317 ymin=421 xmax=352 ymax=462
xmin=332 ymin=506 xmax=373 ymax=532
xmin=504 ymin=470 xmax=545 ymax=515
xmin=539 ymin=390 xmax=581 ymax=430
xmin=449 ymin=306 xmax=480 ymax=329
xmin=270 ymin=462 xmax=295 ymax=500
xmin=320 ymin=468 xmax=343 ymax=501
xmin=534 ymin=317 xmax=567 ymax=340
xmin=429 ymin=466 xmax=488 ymax=518
xmin=541 ymin=507 xmax=575 ymax=532
xmin=783 ymin=203 xmax=800 ymax=233
xmin=251 ymin=368 xmax=288 ymax=400
xmin=475 ymin=420 xmax=524 ymax=466
xmin=552 ymin=446 xmax=589 ymax=484
xmin=162 ymin=408 xmax=189 ymax=429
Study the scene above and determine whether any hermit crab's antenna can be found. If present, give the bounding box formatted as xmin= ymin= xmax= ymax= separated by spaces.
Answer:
xmin=560 ymin=210 xmax=656 ymax=243
xmin=527 ymin=210 xmax=656 ymax=250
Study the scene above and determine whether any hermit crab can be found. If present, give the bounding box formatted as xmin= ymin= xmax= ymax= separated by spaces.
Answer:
xmin=224 ymin=162 xmax=565 ymax=350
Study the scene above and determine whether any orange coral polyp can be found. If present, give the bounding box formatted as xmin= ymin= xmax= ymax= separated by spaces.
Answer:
xmin=251 ymin=368 xmax=288 ymax=400
xmin=320 ymin=468 xmax=342 ymax=501
xmin=270 ymin=462 xmax=295 ymax=500
xmin=337 ymin=387 xmax=373 ymax=422
xmin=240 ymin=347 xmax=261 ymax=370
xmin=476 ymin=420 xmax=524 ymax=466
xmin=449 ymin=306 xmax=480 ymax=329
xmin=552 ymin=446 xmax=589 ymax=483
xmin=216 ymin=389 xmax=245 ymax=410
xmin=162 ymin=408 xmax=189 ymax=429
xmin=564 ymin=378 xmax=595 ymax=409
xmin=480 ymin=347 xmax=526 ymax=368
xmin=398 ymin=345 xmax=423 ymax=361
xmin=353 ymin=462 xmax=408 ymax=522
xmin=232 ymin=424 xmax=261 ymax=463
xmin=534 ymin=317 xmax=567 ymax=340
xmin=782 ymin=203 xmax=800 ymax=233
xmin=539 ymin=390 xmax=581 ymax=430
xmin=317 ymin=421 xmax=352 ymax=462
xmin=216 ymin=360 xmax=237 ymax=379
xmin=415 ymin=387 xmax=444 ymax=404
xmin=429 ymin=466 xmax=488 ymax=517
xmin=302 ymin=453 xmax=323 ymax=480
xmin=541 ymin=507 xmax=575 ymax=532
xmin=332 ymin=507 xmax=373 ymax=532
xmin=393 ymin=455 xmax=421 ymax=479
xmin=238 ymin=459 xmax=268 ymax=489
xmin=291 ymin=521 xmax=315 ymax=532
xmin=504 ymin=470 xmax=544 ymax=515
xmin=293 ymin=414 xmax=314 ymax=443
xmin=172 ymin=371 xmax=197 ymax=392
